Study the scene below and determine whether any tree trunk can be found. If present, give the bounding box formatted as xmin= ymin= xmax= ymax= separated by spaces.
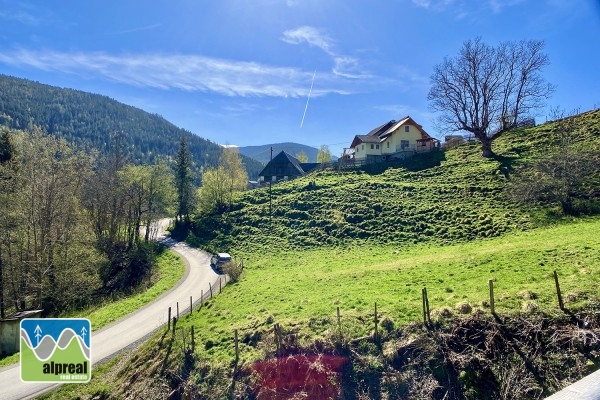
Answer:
xmin=480 ymin=137 xmax=495 ymax=158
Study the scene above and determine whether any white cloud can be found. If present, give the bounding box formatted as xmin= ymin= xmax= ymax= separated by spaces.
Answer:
xmin=281 ymin=26 xmax=334 ymax=54
xmin=332 ymin=56 xmax=371 ymax=79
xmin=282 ymin=26 xmax=371 ymax=80
xmin=0 ymin=49 xmax=353 ymax=98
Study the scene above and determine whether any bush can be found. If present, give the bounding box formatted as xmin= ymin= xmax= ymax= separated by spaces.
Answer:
xmin=222 ymin=260 xmax=244 ymax=283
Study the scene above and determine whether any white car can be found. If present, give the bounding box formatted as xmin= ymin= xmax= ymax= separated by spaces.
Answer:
xmin=210 ymin=253 xmax=231 ymax=271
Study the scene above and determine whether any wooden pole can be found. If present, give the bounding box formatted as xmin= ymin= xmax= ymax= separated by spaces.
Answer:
xmin=168 ymin=307 xmax=171 ymax=330
xmin=489 ymin=279 xmax=495 ymax=314
xmin=422 ymin=288 xmax=427 ymax=325
xmin=234 ymin=329 xmax=239 ymax=364
xmin=374 ymin=302 xmax=379 ymax=344
xmin=190 ymin=296 xmax=193 ymax=313
xmin=177 ymin=302 xmax=179 ymax=319
xmin=424 ymin=287 xmax=431 ymax=324
xmin=191 ymin=326 xmax=195 ymax=351
xmin=172 ymin=317 xmax=177 ymax=335
xmin=209 ymin=282 xmax=213 ymax=297
xmin=554 ymin=270 xmax=565 ymax=310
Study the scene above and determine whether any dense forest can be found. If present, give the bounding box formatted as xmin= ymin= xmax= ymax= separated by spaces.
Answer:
xmin=0 ymin=74 xmax=264 ymax=180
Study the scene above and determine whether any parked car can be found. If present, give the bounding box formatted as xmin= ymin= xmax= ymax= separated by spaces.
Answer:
xmin=210 ymin=253 xmax=231 ymax=272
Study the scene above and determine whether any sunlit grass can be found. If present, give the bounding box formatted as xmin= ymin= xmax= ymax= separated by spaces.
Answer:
xmin=180 ymin=217 xmax=600 ymax=364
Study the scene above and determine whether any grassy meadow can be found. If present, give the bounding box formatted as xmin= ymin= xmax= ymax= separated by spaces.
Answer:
xmin=183 ymin=217 xmax=600 ymax=364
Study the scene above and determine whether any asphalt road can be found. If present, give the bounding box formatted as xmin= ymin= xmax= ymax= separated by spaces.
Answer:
xmin=0 ymin=220 xmax=222 ymax=400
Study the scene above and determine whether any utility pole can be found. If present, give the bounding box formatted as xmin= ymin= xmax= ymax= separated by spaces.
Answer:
xmin=269 ymin=146 xmax=273 ymax=222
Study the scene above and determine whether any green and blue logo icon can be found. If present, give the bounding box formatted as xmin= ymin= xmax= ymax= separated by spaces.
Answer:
xmin=20 ymin=318 xmax=91 ymax=383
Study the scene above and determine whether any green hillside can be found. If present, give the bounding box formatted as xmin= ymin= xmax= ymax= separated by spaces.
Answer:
xmin=193 ymin=109 xmax=600 ymax=254
xmin=43 ymin=109 xmax=600 ymax=400
xmin=0 ymin=74 xmax=263 ymax=179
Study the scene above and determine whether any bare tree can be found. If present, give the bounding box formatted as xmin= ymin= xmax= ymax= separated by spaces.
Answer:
xmin=429 ymin=38 xmax=554 ymax=158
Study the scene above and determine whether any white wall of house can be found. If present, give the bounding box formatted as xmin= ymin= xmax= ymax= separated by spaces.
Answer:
xmin=381 ymin=125 xmax=423 ymax=155
xmin=354 ymin=142 xmax=382 ymax=160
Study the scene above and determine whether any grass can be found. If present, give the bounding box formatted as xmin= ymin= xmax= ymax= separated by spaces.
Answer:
xmin=0 ymin=248 xmax=185 ymax=369
xmin=180 ymin=216 xmax=600 ymax=365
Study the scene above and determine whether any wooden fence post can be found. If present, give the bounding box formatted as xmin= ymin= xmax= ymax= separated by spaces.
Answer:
xmin=172 ymin=317 xmax=177 ymax=335
xmin=274 ymin=323 xmax=280 ymax=357
xmin=489 ymin=279 xmax=495 ymax=314
xmin=209 ymin=282 xmax=213 ymax=297
xmin=168 ymin=307 xmax=171 ymax=330
xmin=191 ymin=326 xmax=195 ymax=351
xmin=422 ymin=288 xmax=427 ymax=326
xmin=554 ymin=270 xmax=565 ymax=310
xmin=177 ymin=302 xmax=179 ymax=319
xmin=234 ymin=329 xmax=239 ymax=364
xmin=374 ymin=302 xmax=379 ymax=345
xmin=425 ymin=288 xmax=431 ymax=324
xmin=190 ymin=296 xmax=193 ymax=314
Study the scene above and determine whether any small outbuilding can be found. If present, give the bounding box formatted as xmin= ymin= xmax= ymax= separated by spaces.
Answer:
xmin=258 ymin=151 xmax=319 ymax=183
xmin=0 ymin=309 xmax=43 ymax=356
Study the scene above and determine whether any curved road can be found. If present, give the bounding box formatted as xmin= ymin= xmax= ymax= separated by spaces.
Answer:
xmin=0 ymin=220 xmax=223 ymax=400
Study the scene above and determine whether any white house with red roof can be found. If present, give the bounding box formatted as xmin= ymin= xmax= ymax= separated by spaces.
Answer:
xmin=347 ymin=116 xmax=439 ymax=163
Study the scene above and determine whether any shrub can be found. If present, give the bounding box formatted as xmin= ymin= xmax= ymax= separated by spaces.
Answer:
xmin=222 ymin=261 xmax=244 ymax=283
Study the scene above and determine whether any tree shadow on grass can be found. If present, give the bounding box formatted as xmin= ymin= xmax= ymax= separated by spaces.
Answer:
xmin=492 ymin=153 xmax=520 ymax=180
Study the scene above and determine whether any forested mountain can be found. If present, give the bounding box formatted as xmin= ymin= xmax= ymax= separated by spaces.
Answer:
xmin=0 ymin=74 xmax=263 ymax=179
xmin=238 ymin=142 xmax=334 ymax=164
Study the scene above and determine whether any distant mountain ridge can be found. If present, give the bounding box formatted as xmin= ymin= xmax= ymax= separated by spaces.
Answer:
xmin=238 ymin=142 xmax=337 ymax=164
xmin=0 ymin=74 xmax=263 ymax=179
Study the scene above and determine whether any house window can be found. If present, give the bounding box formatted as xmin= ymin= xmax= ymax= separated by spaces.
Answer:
xmin=401 ymin=140 xmax=409 ymax=149
xmin=405 ymin=126 xmax=410 ymax=132
xmin=371 ymin=144 xmax=374 ymax=149
xmin=421 ymin=141 xmax=427 ymax=147
xmin=387 ymin=142 xmax=390 ymax=148
xmin=376 ymin=144 xmax=379 ymax=149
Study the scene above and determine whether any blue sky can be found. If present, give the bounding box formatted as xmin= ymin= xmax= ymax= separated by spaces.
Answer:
xmin=0 ymin=0 xmax=599 ymax=157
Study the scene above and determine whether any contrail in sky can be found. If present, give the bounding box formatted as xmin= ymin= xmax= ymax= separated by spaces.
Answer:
xmin=300 ymin=69 xmax=316 ymax=128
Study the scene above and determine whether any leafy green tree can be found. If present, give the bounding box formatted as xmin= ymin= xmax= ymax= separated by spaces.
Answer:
xmin=296 ymin=151 xmax=308 ymax=163
xmin=197 ymin=148 xmax=248 ymax=213
xmin=174 ymin=136 xmax=196 ymax=225
xmin=429 ymin=38 xmax=554 ymax=158
xmin=317 ymin=145 xmax=332 ymax=163
xmin=221 ymin=148 xmax=248 ymax=209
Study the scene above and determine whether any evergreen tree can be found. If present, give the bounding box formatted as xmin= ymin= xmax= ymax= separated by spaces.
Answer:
xmin=175 ymin=136 xmax=195 ymax=225
xmin=0 ymin=128 xmax=13 ymax=164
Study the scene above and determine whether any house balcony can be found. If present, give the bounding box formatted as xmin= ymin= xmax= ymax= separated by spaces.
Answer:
xmin=395 ymin=144 xmax=416 ymax=152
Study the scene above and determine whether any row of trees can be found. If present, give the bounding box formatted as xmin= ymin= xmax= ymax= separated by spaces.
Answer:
xmin=0 ymin=127 xmax=175 ymax=318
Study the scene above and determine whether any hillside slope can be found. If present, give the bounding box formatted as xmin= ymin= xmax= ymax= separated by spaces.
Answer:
xmin=0 ymin=74 xmax=264 ymax=179
xmin=194 ymin=109 xmax=600 ymax=254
